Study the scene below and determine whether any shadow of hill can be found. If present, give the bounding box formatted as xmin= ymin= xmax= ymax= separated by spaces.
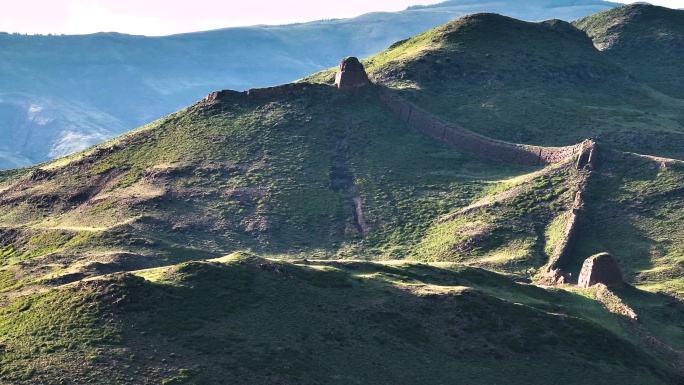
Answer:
xmin=2 ymin=255 xmax=675 ymax=384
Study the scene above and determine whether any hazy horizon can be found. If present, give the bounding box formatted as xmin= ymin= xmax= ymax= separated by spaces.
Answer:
xmin=2 ymin=0 xmax=681 ymax=37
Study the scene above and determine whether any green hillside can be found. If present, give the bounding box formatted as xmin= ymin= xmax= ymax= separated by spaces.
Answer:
xmin=2 ymin=5 xmax=684 ymax=384
xmin=0 ymin=0 xmax=620 ymax=170
xmin=575 ymin=4 xmax=684 ymax=99
xmin=306 ymin=11 xmax=684 ymax=160
xmin=1 ymin=254 xmax=680 ymax=384
xmin=574 ymin=151 xmax=684 ymax=295
xmin=0 ymin=84 xmax=534 ymax=296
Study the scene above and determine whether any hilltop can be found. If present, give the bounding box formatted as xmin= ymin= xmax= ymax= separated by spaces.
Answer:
xmin=306 ymin=9 xmax=684 ymax=159
xmin=0 ymin=0 xmax=621 ymax=170
xmin=575 ymin=4 xmax=684 ymax=98
xmin=1 ymin=5 xmax=684 ymax=384
xmin=0 ymin=83 xmax=540 ymax=293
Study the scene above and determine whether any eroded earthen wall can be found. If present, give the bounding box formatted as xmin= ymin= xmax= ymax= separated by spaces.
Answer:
xmin=549 ymin=207 xmax=581 ymax=270
xmin=335 ymin=57 xmax=370 ymax=90
xmin=205 ymin=90 xmax=244 ymax=101
xmin=379 ymin=89 xmax=584 ymax=166
xmin=246 ymin=83 xmax=314 ymax=99
xmin=206 ymin=83 xmax=324 ymax=102
xmin=543 ymin=190 xmax=584 ymax=285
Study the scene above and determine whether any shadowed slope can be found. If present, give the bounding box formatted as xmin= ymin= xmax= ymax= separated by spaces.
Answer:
xmin=575 ymin=4 xmax=684 ymax=99
xmin=0 ymin=254 xmax=679 ymax=384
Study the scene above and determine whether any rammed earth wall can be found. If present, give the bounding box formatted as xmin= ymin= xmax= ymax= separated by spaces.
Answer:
xmin=206 ymin=85 xmax=590 ymax=169
xmin=378 ymin=88 xmax=601 ymax=285
xmin=379 ymin=89 xmax=585 ymax=166
xmin=205 ymin=83 xmax=327 ymax=102
xmin=548 ymin=191 xmax=583 ymax=272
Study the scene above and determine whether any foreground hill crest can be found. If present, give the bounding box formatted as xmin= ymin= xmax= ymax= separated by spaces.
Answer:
xmin=1 ymin=5 xmax=684 ymax=383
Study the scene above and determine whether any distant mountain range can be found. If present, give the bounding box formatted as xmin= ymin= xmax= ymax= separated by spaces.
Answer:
xmin=0 ymin=0 xmax=624 ymax=170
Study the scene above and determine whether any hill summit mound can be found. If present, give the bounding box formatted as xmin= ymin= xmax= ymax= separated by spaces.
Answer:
xmin=575 ymin=4 xmax=684 ymax=98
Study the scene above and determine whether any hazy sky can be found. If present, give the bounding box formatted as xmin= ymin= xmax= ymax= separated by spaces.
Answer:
xmin=1 ymin=0 xmax=682 ymax=36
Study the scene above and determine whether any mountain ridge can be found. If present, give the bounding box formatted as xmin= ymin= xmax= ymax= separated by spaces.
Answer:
xmin=303 ymin=8 xmax=684 ymax=159
xmin=575 ymin=4 xmax=684 ymax=98
xmin=0 ymin=0 xmax=623 ymax=170
xmin=2 ymin=5 xmax=684 ymax=383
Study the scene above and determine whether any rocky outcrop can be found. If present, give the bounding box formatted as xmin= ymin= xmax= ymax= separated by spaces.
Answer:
xmin=578 ymin=253 xmax=624 ymax=288
xmin=379 ymin=89 xmax=585 ymax=166
xmin=335 ymin=57 xmax=369 ymax=90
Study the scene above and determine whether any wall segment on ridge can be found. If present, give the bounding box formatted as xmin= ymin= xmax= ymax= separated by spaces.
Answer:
xmin=205 ymin=83 xmax=328 ymax=102
xmin=378 ymin=87 xmax=601 ymax=286
xmin=206 ymin=85 xmax=588 ymax=169
xmin=379 ymin=88 xmax=585 ymax=166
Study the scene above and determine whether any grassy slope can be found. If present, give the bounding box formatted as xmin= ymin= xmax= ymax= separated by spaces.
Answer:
xmin=0 ymin=254 xmax=679 ymax=384
xmin=412 ymin=158 xmax=585 ymax=277
xmin=305 ymin=10 xmax=684 ymax=159
xmin=572 ymin=150 xmax=684 ymax=296
xmin=303 ymin=11 xmax=684 ymax=376
xmin=2 ymin=8 xmax=684 ymax=383
xmin=574 ymin=4 xmax=684 ymax=99
xmin=0 ymin=0 xmax=620 ymax=171
xmin=3 ymin=8 xmax=681 ymax=292
xmin=0 ymin=85 xmax=533 ymax=294
xmin=304 ymin=7 xmax=684 ymax=293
